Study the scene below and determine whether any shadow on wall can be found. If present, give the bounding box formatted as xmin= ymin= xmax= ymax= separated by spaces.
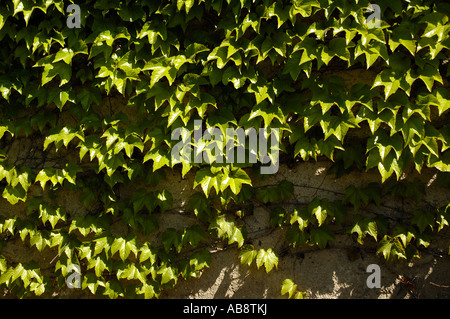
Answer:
xmin=161 ymin=232 xmax=450 ymax=299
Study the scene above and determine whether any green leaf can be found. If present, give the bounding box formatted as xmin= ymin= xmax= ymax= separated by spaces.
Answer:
xmin=187 ymin=192 xmax=210 ymax=218
xmin=190 ymin=249 xmax=211 ymax=271
xmin=255 ymin=248 xmax=278 ymax=273
xmin=162 ymin=228 xmax=182 ymax=253
xmin=270 ymin=206 xmax=287 ymax=227
xmin=93 ymin=236 xmax=111 ymax=257
xmin=436 ymin=205 xmax=449 ymax=232
xmin=228 ymin=225 xmax=245 ymax=248
xmin=110 ymin=235 xmax=138 ymax=261
xmin=210 ymin=214 xmax=245 ymax=247
xmin=117 ymin=263 xmax=146 ymax=283
xmin=156 ymin=189 xmax=173 ymax=213
xmin=309 ymin=199 xmax=328 ymax=226
xmin=220 ymin=167 xmax=252 ymax=195
xmin=310 ymin=227 xmax=334 ymax=249
xmin=411 ymin=210 xmax=434 ymax=233
xmin=376 ymin=235 xmax=406 ymax=261
xmin=87 ymin=255 xmax=109 ymax=277
xmin=343 ymin=185 xmax=370 ymax=211
xmin=136 ymin=283 xmax=157 ymax=299
xmin=78 ymin=87 xmax=101 ymax=109
xmin=157 ymin=264 xmax=177 ymax=285
xmin=139 ymin=243 xmax=157 ymax=264
xmin=54 ymin=48 xmax=76 ymax=64
xmin=182 ymin=225 xmax=207 ymax=247
xmin=350 ymin=215 xmax=378 ymax=244
xmin=194 ymin=167 xmax=220 ymax=197
xmin=281 ymin=279 xmax=297 ymax=299
xmin=418 ymin=63 xmax=443 ymax=92
xmin=289 ymin=207 xmax=309 ymax=231
xmin=248 ymin=101 xmax=284 ymax=127
xmin=2 ymin=184 xmax=27 ymax=205
xmin=372 ymin=70 xmax=401 ymax=100
xmin=285 ymin=227 xmax=308 ymax=248
xmin=0 ymin=256 xmax=6 ymax=272
xmin=239 ymin=244 xmax=257 ymax=266
xmin=43 ymin=126 xmax=84 ymax=151
xmin=103 ymin=280 xmax=124 ymax=299
xmin=41 ymin=61 xmax=72 ymax=86
xmin=143 ymin=147 xmax=171 ymax=171
xmin=256 ymin=187 xmax=278 ymax=203
xmin=377 ymin=235 xmax=393 ymax=260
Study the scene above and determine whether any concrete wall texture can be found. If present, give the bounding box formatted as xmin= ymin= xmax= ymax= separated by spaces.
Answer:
xmin=1 ymin=97 xmax=449 ymax=299
xmin=158 ymin=163 xmax=450 ymax=299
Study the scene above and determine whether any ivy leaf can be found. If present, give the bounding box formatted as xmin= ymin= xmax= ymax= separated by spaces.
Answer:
xmin=93 ymin=236 xmax=111 ymax=257
xmin=117 ymin=263 xmax=146 ymax=283
xmin=77 ymin=88 xmax=101 ymax=110
xmin=355 ymin=41 xmax=388 ymax=69
xmin=190 ymin=249 xmax=211 ymax=271
xmin=228 ymin=226 xmax=245 ymax=248
xmin=139 ymin=243 xmax=157 ymax=264
xmin=157 ymin=264 xmax=178 ymax=285
xmin=285 ymin=227 xmax=308 ymax=248
xmin=350 ymin=215 xmax=378 ymax=244
xmin=411 ymin=210 xmax=434 ymax=233
xmin=162 ymin=228 xmax=182 ymax=253
xmin=418 ymin=63 xmax=443 ymax=92
xmin=143 ymin=147 xmax=171 ymax=172
xmin=186 ymin=192 xmax=210 ymax=218
xmin=289 ymin=207 xmax=310 ymax=231
xmin=40 ymin=61 xmax=72 ymax=86
xmin=248 ymin=101 xmax=284 ymax=127
xmin=420 ymin=12 xmax=449 ymax=42
xmin=310 ymin=227 xmax=334 ymax=249
xmin=255 ymin=248 xmax=278 ymax=273
xmin=377 ymin=235 xmax=403 ymax=261
xmin=393 ymin=225 xmax=415 ymax=248
xmin=156 ymin=189 xmax=173 ymax=213
xmin=130 ymin=189 xmax=152 ymax=213
xmin=402 ymin=114 xmax=425 ymax=146
xmin=136 ymin=283 xmax=157 ymax=299
xmin=309 ymin=198 xmax=328 ymax=226
xmin=239 ymin=244 xmax=257 ymax=266
xmin=377 ymin=151 xmax=402 ymax=183
xmin=43 ymin=126 xmax=84 ymax=151
xmin=256 ymin=186 xmax=278 ymax=203
xmin=436 ymin=204 xmax=449 ymax=232
xmin=270 ymin=206 xmax=287 ymax=227
xmin=194 ymin=167 xmax=220 ymax=197
xmin=328 ymin=37 xmax=351 ymax=61
xmin=2 ymin=184 xmax=27 ymax=205
xmin=372 ymin=70 xmax=401 ymax=100
xmin=281 ymin=279 xmax=297 ymax=299
xmin=182 ymin=225 xmax=207 ymax=248
xmin=110 ymin=235 xmax=138 ymax=261
xmin=209 ymin=215 xmax=245 ymax=247
xmin=87 ymin=255 xmax=109 ymax=277
xmin=220 ymin=167 xmax=252 ymax=195
xmin=103 ymin=280 xmax=124 ymax=299
xmin=54 ymin=48 xmax=76 ymax=64
xmin=343 ymin=185 xmax=370 ymax=211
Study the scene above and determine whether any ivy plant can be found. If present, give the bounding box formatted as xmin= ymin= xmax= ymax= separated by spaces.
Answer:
xmin=0 ymin=0 xmax=449 ymax=299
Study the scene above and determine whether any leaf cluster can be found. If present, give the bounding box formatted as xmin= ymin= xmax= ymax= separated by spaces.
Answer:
xmin=0 ymin=0 xmax=449 ymax=299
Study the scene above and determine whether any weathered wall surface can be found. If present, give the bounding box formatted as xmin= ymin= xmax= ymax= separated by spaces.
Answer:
xmin=1 ymin=97 xmax=449 ymax=299
xmin=157 ymin=162 xmax=450 ymax=299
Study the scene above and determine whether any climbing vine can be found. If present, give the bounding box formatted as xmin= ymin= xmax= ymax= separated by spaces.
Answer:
xmin=0 ymin=0 xmax=449 ymax=298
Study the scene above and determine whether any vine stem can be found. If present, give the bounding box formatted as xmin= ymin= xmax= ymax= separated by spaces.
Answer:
xmin=429 ymin=282 xmax=450 ymax=288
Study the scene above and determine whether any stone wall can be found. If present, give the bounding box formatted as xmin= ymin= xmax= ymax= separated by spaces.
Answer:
xmin=1 ymin=97 xmax=449 ymax=299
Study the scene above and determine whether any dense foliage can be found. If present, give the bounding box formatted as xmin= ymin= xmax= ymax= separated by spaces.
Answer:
xmin=0 ymin=0 xmax=449 ymax=298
